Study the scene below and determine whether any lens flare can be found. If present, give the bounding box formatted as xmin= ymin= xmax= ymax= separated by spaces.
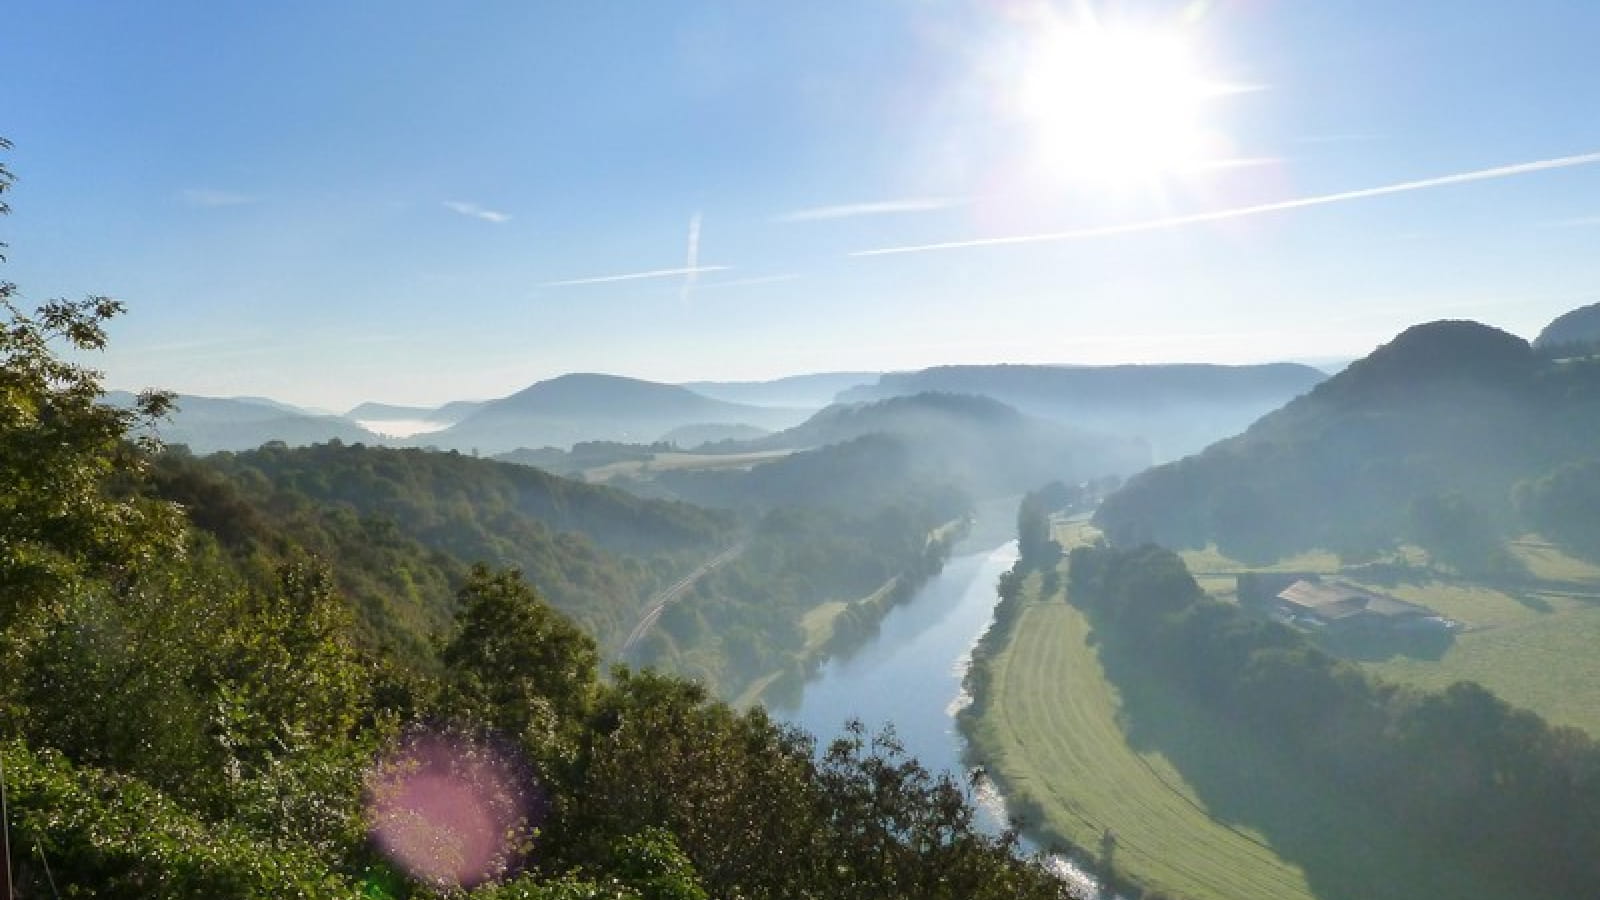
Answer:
xmin=365 ymin=732 xmax=542 ymax=889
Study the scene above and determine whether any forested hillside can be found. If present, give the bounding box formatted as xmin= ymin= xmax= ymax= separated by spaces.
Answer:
xmin=1094 ymin=320 xmax=1600 ymax=567
xmin=149 ymin=444 xmax=731 ymax=658
xmin=679 ymin=392 xmax=1148 ymax=504
xmin=149 ymin=439 xmax=961 ymax=702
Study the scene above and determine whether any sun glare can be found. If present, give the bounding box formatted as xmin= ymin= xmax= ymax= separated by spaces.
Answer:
xmin=1016 ymin=23 xmax=1231 ymax=184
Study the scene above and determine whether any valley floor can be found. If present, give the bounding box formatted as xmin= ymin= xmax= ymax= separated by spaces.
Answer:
xmin=965 ymin=547 xmax=1525 ymax=900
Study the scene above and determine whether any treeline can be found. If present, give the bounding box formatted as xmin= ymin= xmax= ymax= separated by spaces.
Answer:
xmin=0 ymin=289 xmax=1071 ymax=895
xmin=1067 ymin=542 xmax=1600 ymax=898
xmin=957 ymin=563 xmax=1028 ymax=726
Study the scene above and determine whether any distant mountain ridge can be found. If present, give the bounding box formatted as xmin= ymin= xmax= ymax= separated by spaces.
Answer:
xmin=836 ymin=362 xmax=1326 ymax=460
xmin=108 ymin=391 xmax=385 ymax=453
xmin=426 ymin=373 xmax=810 ymax=453
xmin=681 ymin=372 xmax=881 ymax=408
xmin=121 ymin=359 xmax=1324 ymax=460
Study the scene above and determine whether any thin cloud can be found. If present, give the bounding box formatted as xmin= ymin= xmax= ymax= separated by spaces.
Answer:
xmin=697 ymin=273 xmax=801 ymax=290
xmin=443 ymin=200 xmax=511 ymax=224
xmin=540 ymin=265 xmax=730 ymax=287
xmin=680 ymin=212 xmax=703 ymax=303
xmin=852 ymin=150 xmax=1600 ymax=257
xmin=181 ymin=188 xmax=256 ymax=208
xmin=776 ymin=196 xmax=965 ymax=222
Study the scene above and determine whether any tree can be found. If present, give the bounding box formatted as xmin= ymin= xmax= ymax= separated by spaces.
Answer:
xmin=0 ymin=140 xmax=183 ymax=722
xmin=441 ymin=565 xmax=600 ymax=752
xmin=1409 ymin=491 xmax=1521 ymax=578
xmin=1514 ymin=459 xmax=1600 ymax=558
xmin=1016 ymin=490 xmax=1058 ymax=567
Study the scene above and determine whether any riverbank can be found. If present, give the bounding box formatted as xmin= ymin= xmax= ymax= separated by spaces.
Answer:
xmin=733 ymin=514 xmax=971 ymax=709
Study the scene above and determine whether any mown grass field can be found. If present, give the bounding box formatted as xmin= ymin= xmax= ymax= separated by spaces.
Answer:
xmin=1179 ymin=538 xmax=1600 ymax=736
xmin=968 ymin=569 xmax=1522 ymax=900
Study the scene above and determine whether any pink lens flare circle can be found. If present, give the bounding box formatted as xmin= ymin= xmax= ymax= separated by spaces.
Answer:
xmin=365 ymin=732 xmax=540 ymax=888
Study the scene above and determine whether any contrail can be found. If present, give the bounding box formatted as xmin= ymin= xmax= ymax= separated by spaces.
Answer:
xmin=540 ymin=264 xmax=729 ymax=287
xmin=776 ymin=197 xmax=965 ymax=222
xmin=851 ymin=151 xmax=1600 ymax=257
xmin=680 ymin=212 xmax=703 ymax=303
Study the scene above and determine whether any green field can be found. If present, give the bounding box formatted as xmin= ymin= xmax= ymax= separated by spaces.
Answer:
xmin=1180 ymin=538 xmax=1600 ymax=736
xmin=967 ymin=570 xmax=1522 ymax=900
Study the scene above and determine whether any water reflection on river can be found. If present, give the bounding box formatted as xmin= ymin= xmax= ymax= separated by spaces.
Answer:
xmin=776 ymin=540 xmax=1107 ymax=898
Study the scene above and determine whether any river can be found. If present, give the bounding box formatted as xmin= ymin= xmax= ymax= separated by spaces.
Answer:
xmin=776 ymin=539 xmax=1107 ymax=898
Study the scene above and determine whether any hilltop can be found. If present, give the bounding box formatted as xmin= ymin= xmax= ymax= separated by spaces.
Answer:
xmin=1534 ymin=300 xmax=1600 ymax=353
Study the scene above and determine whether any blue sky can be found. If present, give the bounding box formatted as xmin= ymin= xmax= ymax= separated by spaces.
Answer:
xmin=4 ymin=0 xmax=1599 ymax=409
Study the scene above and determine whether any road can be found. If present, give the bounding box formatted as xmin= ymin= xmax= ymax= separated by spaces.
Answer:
xmin=620 ymin=540 xmax=749 ymax=657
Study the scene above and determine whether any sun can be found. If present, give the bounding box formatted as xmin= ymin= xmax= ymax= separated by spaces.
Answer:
xmin=1014 ymin=22 xmax=1232 ymax=185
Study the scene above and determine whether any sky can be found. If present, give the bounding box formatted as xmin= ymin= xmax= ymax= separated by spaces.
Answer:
xmin=4 ymin=0 xmax=1599 ymax=410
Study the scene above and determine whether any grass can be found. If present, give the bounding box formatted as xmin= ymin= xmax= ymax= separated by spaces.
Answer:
xmin=969 ymin=579 xmax=1315 ymax=900
xmin=735 ymin=575 xmax=911 ymax=710
xmin=1365 ymin=597 xmax=1600 ymax=734
xmin=1510 ymin=535 xmax=1600 ymax=582
xmin=967 ymin=569 xmax=1524 ymax=900
xmin=1178 ymin=539 xmax=1600 ymax=736
xmin=800 ymin=600 xmax=851 ymax=649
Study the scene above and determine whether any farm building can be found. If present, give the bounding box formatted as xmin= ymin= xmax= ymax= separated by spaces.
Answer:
xmin=1271 ymin=578 xmax=1441 ymax=631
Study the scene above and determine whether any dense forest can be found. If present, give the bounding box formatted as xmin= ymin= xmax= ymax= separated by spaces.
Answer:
xmin=0 ymin=264 xmax=1069 ymax=896
xmin=150 ymin=443 xmax=732 ymax=658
